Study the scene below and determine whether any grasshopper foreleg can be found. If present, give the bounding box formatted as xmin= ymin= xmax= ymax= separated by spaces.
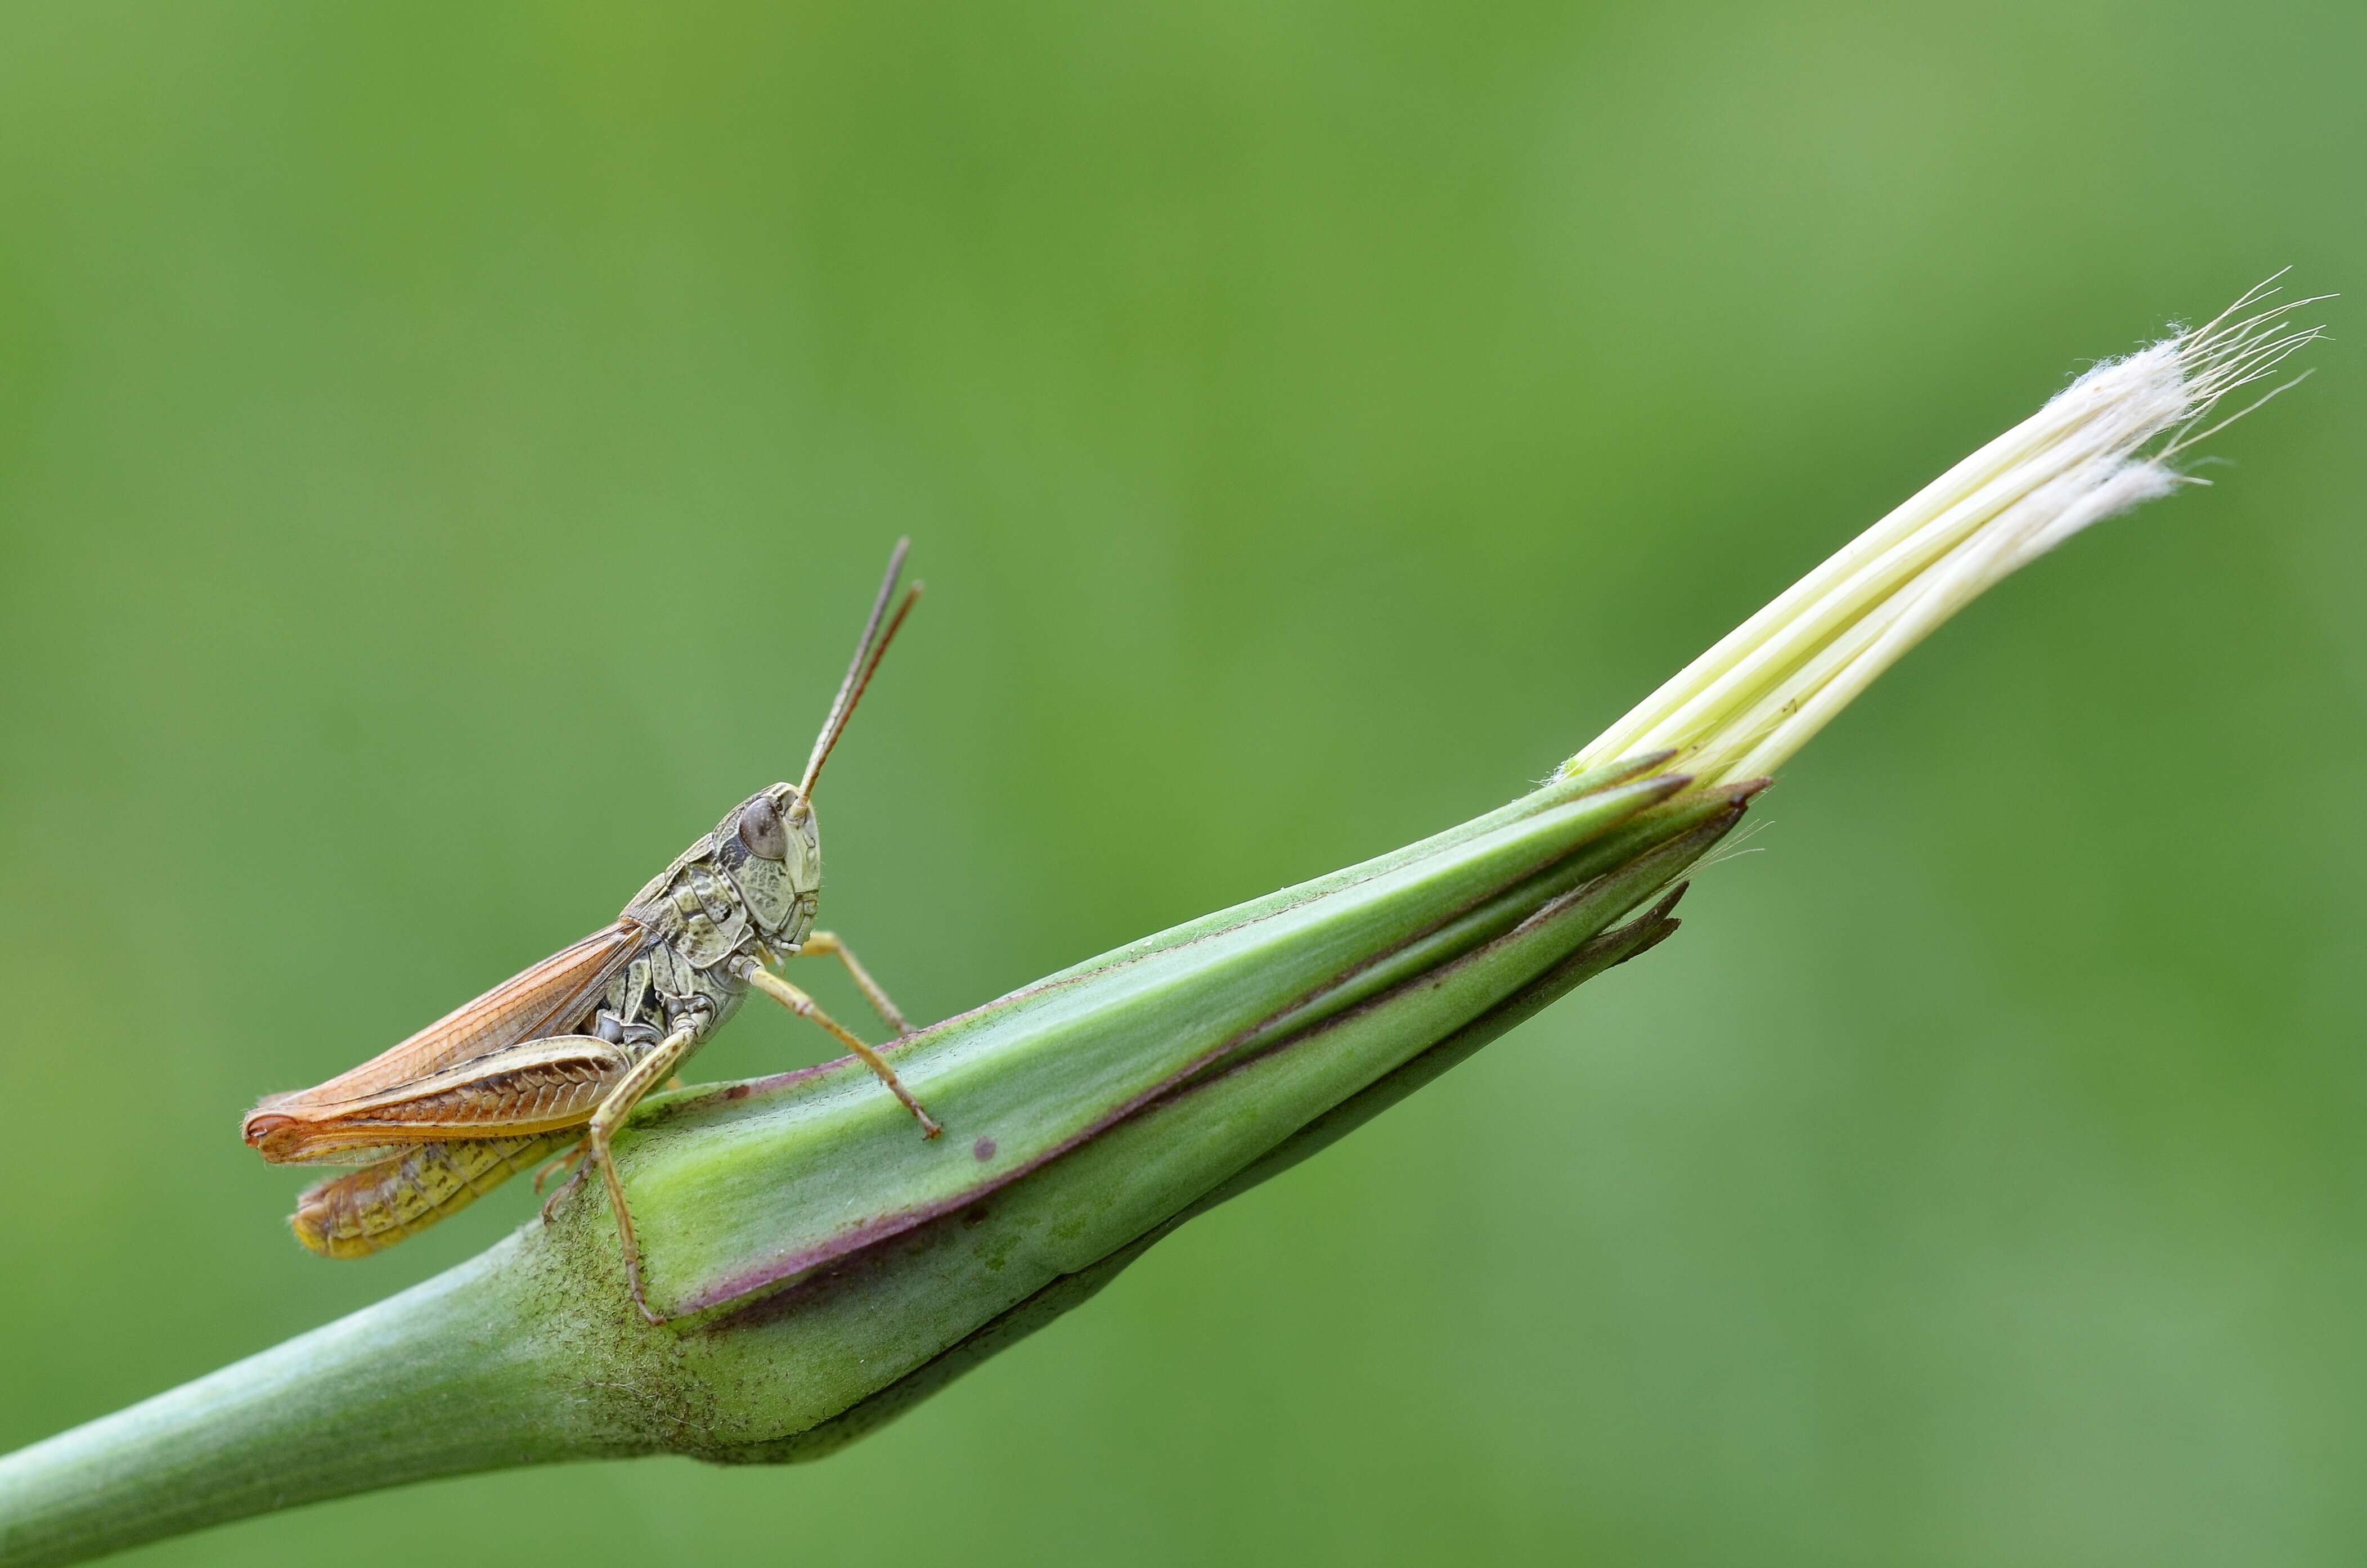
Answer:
xmin=736 ymin=957 xmax=942 ymax=1139
xmin=791 ymin=931 xmax=913 ymax=1037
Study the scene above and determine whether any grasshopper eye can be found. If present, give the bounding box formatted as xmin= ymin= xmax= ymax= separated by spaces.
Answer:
xmin=737 ymin=796 xmax=787 ymax=860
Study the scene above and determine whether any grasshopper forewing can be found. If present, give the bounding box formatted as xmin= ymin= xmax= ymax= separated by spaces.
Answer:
xmin=244 ymin=922 xmax=645 ymax=1163
xmin=243 ymin=542 xmax=940 ymax=1323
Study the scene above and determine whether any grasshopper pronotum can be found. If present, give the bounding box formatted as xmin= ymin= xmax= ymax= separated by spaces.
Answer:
xmin=242 ymin=542 xmax=940 ymax=1323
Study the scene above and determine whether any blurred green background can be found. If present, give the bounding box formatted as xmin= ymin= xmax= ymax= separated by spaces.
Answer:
xmin=2 ymin=1 xmax=2360 ymax=1563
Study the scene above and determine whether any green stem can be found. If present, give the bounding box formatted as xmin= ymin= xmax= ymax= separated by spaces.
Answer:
xmin=0 ymin=1250 xmax=579 ymax=1566
xmin=0 ymin=772 xmax=1745 ymax=1566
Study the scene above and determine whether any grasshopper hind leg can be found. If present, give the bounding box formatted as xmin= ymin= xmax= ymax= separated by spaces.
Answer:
xmin=293 ymin=1136 xmax=559 ymax=1259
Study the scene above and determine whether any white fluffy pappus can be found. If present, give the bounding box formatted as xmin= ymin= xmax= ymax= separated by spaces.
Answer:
xmin=1566 ymin=276 xmax=2329 ymax=787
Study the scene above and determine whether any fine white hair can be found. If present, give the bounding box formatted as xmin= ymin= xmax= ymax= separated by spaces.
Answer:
xmin=1565 ymin=275 xmax=2329 ymax=785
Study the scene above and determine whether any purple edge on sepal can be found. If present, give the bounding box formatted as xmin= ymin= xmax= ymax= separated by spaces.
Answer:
xmin=666 ymin=775 xmax=1760 ymax=1322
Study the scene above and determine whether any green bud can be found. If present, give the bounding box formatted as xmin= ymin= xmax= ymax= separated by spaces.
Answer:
xmin=0 ymin=764 xmax=1750 ymax=1566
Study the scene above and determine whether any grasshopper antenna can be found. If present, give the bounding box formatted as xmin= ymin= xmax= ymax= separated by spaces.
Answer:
xmin=799 ymin=538 xmax=923 ymax=799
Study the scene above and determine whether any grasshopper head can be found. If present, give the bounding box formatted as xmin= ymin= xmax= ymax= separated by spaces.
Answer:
xmin=748 ymin=785 xmax=821 ymax=879
xmin=721 ymin=785 xmax=821 ymax=942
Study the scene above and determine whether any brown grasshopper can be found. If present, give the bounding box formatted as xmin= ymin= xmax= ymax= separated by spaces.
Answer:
xmin=242 ymin=542 xmax=940 ymax=1323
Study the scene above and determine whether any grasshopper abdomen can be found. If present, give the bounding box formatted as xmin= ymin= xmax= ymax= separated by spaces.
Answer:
xmin=293 ymin=1137 xmax=561 ymax=1258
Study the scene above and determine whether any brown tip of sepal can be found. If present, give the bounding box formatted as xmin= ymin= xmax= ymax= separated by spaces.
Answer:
xmin=1640 ymin=880 xmax=1690 ymax=922
xmin=1579 ymin=880 xmax=1691 ymax=974
xmin=1620 ymin=882 xmax=1689 ymax=959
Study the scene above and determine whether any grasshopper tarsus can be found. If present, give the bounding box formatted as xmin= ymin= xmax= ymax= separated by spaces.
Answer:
xmin=538 ymin=1162 xmax=587 ymax=1224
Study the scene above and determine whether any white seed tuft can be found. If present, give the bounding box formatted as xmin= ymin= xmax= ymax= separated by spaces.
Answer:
xmin=1565 ymin=275 xmax=2329 ymax=786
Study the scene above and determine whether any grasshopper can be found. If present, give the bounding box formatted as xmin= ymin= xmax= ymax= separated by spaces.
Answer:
xmin=242 ymin=542 xmax=940 ymax=1323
